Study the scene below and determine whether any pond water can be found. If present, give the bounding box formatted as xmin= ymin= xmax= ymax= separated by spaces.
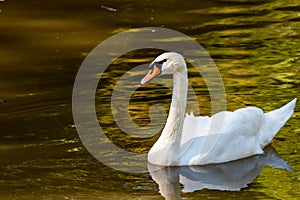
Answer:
xmin=0 ymin=0 xmax=299 ymax=199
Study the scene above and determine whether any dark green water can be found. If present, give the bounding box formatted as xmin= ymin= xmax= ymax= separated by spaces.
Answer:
xmin=0 ymin=0 xmax=299 ymax=199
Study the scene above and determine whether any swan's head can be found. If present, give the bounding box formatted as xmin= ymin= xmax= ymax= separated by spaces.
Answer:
xmin=140 ymin=52 xmax=186 ymax=84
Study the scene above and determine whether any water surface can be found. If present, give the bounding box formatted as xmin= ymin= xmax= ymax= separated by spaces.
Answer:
xmin=0 ymin=0 xmax=299 ymax=199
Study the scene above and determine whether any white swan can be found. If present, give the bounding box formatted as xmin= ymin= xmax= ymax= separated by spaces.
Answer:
xmin=140 ymin=52 xmax=297 ymax=166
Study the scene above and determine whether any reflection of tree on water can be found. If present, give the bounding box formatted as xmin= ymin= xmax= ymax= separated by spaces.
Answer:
xmin=148 ymin=145 xmax=293 ymax=200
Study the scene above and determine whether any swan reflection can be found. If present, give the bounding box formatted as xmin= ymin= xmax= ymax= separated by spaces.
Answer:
xmin=148 ymin=146 xmax=292 ymax=199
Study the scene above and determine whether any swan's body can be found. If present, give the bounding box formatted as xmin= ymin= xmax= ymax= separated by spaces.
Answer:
xmin=140 ymin=52 xmax=296 ymax=166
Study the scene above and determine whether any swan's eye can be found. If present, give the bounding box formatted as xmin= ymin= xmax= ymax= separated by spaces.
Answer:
xmin=148 ymin=58 xmax=166 ymax=75
xmin=156 ymin=59 xmax=168 ymax=64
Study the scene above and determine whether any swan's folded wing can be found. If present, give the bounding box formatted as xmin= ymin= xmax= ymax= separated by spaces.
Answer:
xmin=179 ymin=108 xmax=265 ymax=165
xmin=180 ymin=113 xmax=211 ymax=146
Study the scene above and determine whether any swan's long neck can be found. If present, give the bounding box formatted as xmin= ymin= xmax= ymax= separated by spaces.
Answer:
xmin=149 ymin=68 xmax=188 ymax=165
xmin=164 ymin=70 xmax=188 ymax=140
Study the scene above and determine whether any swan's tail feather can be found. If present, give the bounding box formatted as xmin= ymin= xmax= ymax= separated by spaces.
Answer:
xmin=266 ymin=98 xmax=297 ymax=124
xmin=259 ymin=98 xmax=297 ymax=147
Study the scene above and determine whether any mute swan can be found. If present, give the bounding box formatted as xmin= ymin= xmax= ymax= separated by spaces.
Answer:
xmin=140 ymin=52 xmax=297 ymax=166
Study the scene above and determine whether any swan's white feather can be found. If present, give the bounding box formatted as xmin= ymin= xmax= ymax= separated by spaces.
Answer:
xmin=178 ymin=99 xmax=297 ymax=165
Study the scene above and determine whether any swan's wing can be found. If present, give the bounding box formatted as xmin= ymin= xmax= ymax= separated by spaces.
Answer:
xmin=180 ymin=112 xmax=212 ymax=146
xmin=180 ymin=107 xmax=264 ymax=146
xmin=179 ymin=99 xmax=296 ymax=165
xmin=180 ymin=108 xmax=266 ymax=165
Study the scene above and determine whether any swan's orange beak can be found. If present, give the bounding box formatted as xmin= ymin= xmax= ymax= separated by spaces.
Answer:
xmin=140 ymin=65 xmax=161 ymax=85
